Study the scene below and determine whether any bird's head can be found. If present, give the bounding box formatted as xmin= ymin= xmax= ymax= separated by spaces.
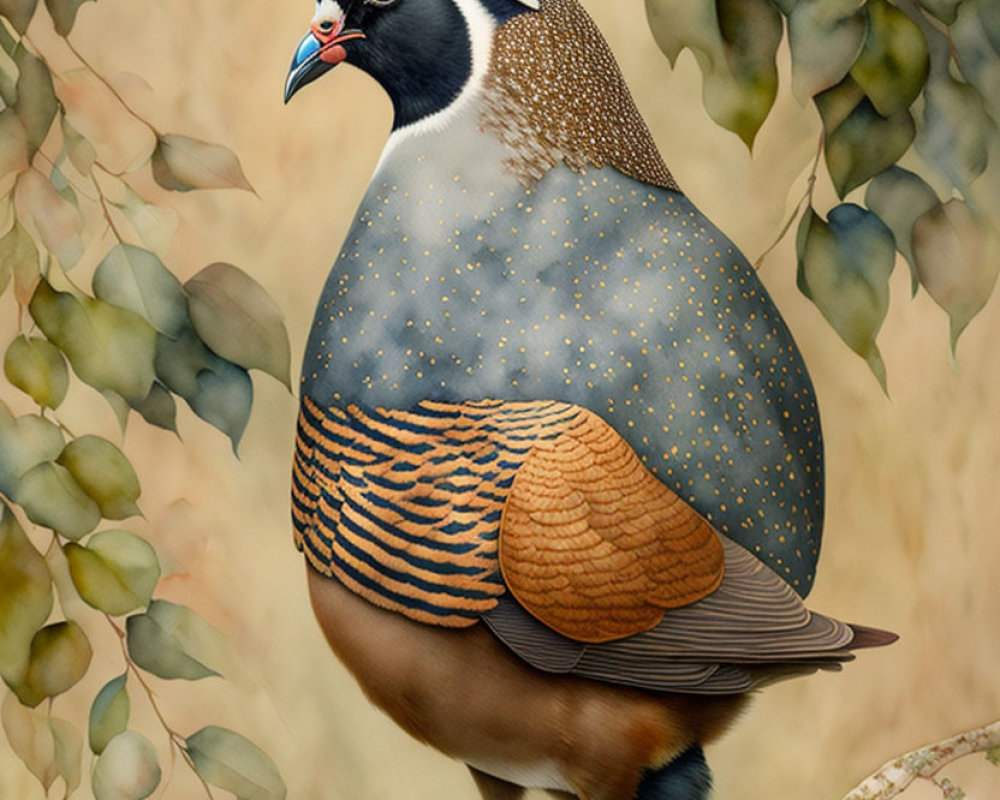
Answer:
xmin=284 ymin=0 xmax=540 ymax=128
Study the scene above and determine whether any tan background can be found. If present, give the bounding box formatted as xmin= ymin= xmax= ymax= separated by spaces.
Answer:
xmin=2 ymin=0 xmax=998 ymax=798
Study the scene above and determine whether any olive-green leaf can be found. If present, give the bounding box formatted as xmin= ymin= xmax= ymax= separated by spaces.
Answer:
xmin=0 ymin=43 xmax=18 ymax=106
xmin=186 ymin=726 xmax=286 ymax=800
xmin=88 ymin=675 xmax=129 ymax=755
xmin=151 ymin=134 xmax=254 ymax=193
xmin=92 ymin=731 xmax=161 ymax=800
xmin=797 ymin=204 xmax=896 ymax=389
xmin=4 ymin=335 xmax=70 ymax=409
xmin=849 ymin=0 xmax=929 ymax=117
xmin=865 ymin=166 xmax=940 ymax=294
xmin=15 ymin=169 xmax=83 ymax=270
xmin=916 ymin=0 xmax=963 ymax=24
xmin=1 ymin=690 xmax=57 ymax=790
xmin=912 ymin=199 xmax=1000 ymax=351
xmin=0 ymin=503 xmax=53 ymax=688
xmin=111 ymin=187 xmax=178 ymax=254
xmin=979 ymin=0 xmax=1000 ymax=55
xmin=0 ymin=222 xmax=40 ymax=305
xmin=49 ymin=716 xmax=82 ymax=799
xmin=93 ymin=244 xmax=188 ymax=338
xmin=917 ymin=76 xmax=992 ymax=191
xmin=0 ymin=0 xmax=39 ymax=35
xmin=12 ymin=46 xmax=57 ymax=158
xmin=125 ymin=600 xmax=221 ymax=681
xmin=65 ymin=530 xmax=159 ymax=615
xmin=60 ymin=114 xmax=96 ymax=175
xmin=29 ymin=279 xmax=157 ymax=404
xmin=0 ymin=412 xmax=64 ymax=498
xmin=16 ymin=462 xmax=101 ymax=540
xmin=44 ymin=0 xmax=94 ymax=36
xmin=823 ymin=92 xmax=916 ymax=198
xmin=186 ymin=262 xmax=291 ymax=388
xmin=987 ymin=746 xmax=1000 ymax=767
xmin=644 ymin=0 xmax=782 ymax=147
xmin=25 ymin=621 xmax=92 ymax=704
xmin=129 ymin=381 xmax=177 ymax=433
xmin=0 ymin=108 xmax=28 ymax=181
xmin=57 ymin=436 xmax=141 ymax=520
xmin=787 ymin=0 xmax=868 ymax=100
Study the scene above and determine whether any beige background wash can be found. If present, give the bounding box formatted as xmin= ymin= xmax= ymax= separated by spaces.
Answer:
xmin=1 ymin=1 xmax=998 ymax=798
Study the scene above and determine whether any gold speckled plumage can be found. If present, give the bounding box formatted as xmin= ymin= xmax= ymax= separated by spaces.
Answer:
xmin=482 ymin=0 xmax=678 ymax=189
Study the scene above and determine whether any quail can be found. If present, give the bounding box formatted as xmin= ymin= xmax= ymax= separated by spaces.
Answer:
xmin=284 ymin=2 xmax=896 ymax=799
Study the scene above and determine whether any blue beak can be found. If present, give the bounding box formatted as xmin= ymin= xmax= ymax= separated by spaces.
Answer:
xmin=285 ymin=32 xmax=333 ymax=104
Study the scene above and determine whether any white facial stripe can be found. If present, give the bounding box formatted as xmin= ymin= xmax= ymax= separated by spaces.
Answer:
xmin=312 ymin=0 xmax=345 ymax=24
xmin=383 ymin=0 xmax=496 ymax=148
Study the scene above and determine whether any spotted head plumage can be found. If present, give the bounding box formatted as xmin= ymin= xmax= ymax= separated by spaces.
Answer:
xmin=284 ymin=3 xmax=895 ymax=792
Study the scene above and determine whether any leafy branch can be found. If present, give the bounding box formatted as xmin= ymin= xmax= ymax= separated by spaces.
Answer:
xmin=1 ymin=2 xmax=289 ymax=799
xmin=647 ymin=0 xmax=1000 ymax=389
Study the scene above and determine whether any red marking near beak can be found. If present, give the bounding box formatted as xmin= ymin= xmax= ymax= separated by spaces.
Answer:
xmin=310 ymin=19 xmax=366 ymax=66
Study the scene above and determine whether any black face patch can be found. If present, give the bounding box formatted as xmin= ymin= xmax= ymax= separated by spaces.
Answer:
xmin=345 ymin=0 xmax=474 ymax=129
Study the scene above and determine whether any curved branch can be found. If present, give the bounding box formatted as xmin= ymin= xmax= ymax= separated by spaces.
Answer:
xmin=841 ymin=720 xmax=1000 ymax=800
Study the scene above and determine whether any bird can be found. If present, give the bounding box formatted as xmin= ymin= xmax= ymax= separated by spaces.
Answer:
xmin=283 ymin=1 xmax=897 ymax=799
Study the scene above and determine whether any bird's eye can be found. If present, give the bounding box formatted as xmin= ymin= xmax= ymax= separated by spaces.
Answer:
xmin=318 ymin=19 xmax=335 ymax=32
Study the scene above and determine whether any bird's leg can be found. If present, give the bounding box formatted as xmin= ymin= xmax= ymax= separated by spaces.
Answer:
xmin=631 ymin=746 xmax=711 ymax=800
xmin=469 ymin=768 xmax=527 ymax=800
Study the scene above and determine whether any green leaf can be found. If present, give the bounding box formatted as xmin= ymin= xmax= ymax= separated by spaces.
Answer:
xmin=49 ymin=716 xmax=82 ymax=799
xmin=979 ymin=0 xmax=1000 ymax=55
xmin=849 ymin=0 xmax=929 ymax=117
xmin=0 ymin=503 xmax=53 ymax=688
xmin=1 ymin=690 xmax=57 ymax=791
xmin=950 ymin=2 xmax=1000 ymax=122
xmin=912 ymin=199 xmax=1000 ymax=351
xmin=43 ymin=0 xmax=93 ymax=36
xmin=151 ymin=134 xmax=254 ymax=193
xmin=0 ymin=0 xmax=39 ymax=35
xmin=65 ymin=530 xmax=159 ymax=615
xmin=0 ymin=222 xmax=40 ymax=305
xmin=12 ymin=46 xmax=57 ymax=158
xmin=987 ymin=746 xmax=1000 ymax=767
xmin=645 ymin=0 xmax=782 ymax=147
xmin=110 ymin=187 xmax=178 ymax=254
xmin=0 ymin=108 xmax=28 ymax=181
xmin=822 ymin=91 xmax=916 ymax=197
xmin=16 ymin=462 xmax=101 ymax=540
xmin=4 ymin=335 xmax=70 ymax=409
xmin=186 ymin=726 xmax=286 ymax=800
xmin=93 ymin=244 xmax=188 ymax=338
xmin=128 ymin=381 xmax=177 ymax=433
xmin=865 ymin=166 xmax=940 ymax=294
xmin=917 ymin=75 xmax=993 ymax=191
xmin=24 ymin=621 xmax=92 ymax=704
xmin=0 ymin=43 xmax=18 ymax=106
xmin=57 ymin=435 xmax=141 ymax=520
xmin=797 ymin=204 xmax=896 ymax=389
xmin=0 ymin=412 xmax=64 ymax=498
xmin=29 ymin=279 xmax=158 ymax=403
xmin=916 ymin=0 xmax=963 ymax=24
xmin=92 ymin=731 xmax=161 ymax=800
xmin=788 ymin=0 xmax=868 ymax=100
xmin=186 ymin=262 xmax=291 ymax=388
xmin=60 ymin=114 xmax=96 ymax=175
xmin=88 ymin=675 xmax=129 ymax=755
xmin=125 ymin=600 xmax=221 ymax=681
xmin=154 ymin=328 xmax=253 ymax=449
xmin=14 ymin=169 xmax=83 ymax=270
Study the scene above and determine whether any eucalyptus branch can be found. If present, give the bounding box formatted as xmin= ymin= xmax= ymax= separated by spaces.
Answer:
xmin=841 ymin=720 xmax=1000 ymax=800
xmin=753 ymin=131 xmax=825 ymax=270
xmin=105 ymin=615 xmax=217 ymax=800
